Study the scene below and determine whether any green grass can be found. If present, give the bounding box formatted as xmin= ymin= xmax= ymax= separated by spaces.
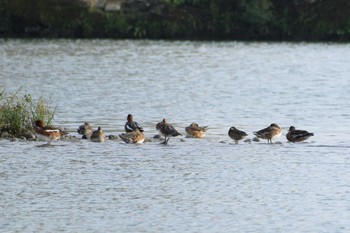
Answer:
xmin=0 ymin=89 xmax=56 ymax=137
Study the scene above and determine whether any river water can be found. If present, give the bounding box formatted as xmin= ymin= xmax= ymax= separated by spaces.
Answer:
xmin=1 ymin=39 xmax=350 ymax=232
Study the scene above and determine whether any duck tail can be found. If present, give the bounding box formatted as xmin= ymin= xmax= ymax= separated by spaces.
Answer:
xmin=173 ymin=131 xmax=181 ymax=137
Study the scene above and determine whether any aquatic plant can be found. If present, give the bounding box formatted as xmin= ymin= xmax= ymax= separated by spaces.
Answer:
xmin=28 ymin=94 xmax=56 ymax=126
xmin=0 ymin=90 xmax=56 ymax=137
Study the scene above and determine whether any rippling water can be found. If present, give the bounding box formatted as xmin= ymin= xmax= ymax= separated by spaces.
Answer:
xmin=1 ymin=39 xmax=350 ymax=232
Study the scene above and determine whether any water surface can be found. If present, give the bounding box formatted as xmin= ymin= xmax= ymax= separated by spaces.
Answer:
xmin=1 ymin=39 xmax=350 ymax=232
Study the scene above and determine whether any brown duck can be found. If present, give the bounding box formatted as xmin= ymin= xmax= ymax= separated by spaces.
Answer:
xmin=156 ymin=118 xmax=181 ymax=144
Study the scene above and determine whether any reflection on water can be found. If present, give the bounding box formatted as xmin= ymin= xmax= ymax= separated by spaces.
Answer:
xmin=1 ymin=40 xmax=350 ymax=232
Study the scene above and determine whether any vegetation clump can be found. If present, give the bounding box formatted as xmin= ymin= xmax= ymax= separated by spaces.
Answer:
xmin=0 ymin=89 xmax=56 ymax=138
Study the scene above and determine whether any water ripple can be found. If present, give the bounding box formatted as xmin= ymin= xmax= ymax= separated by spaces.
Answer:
xmin=1 ymin=40 xmax=350 ymax=232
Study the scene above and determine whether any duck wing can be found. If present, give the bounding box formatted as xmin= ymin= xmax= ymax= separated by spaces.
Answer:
xmin=167 ymin=124 xmax=181 ymax=136
xmin=291 ymin=130 xmax=314 ymax=140
xmin=254 ymin=126 xmax=272 ymax=137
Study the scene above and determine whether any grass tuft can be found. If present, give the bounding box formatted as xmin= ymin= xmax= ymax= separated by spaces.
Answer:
xmin=0 ymin=89 xmax=56 ymax=137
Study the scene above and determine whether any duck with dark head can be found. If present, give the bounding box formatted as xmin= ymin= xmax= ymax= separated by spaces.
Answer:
xmin=156 ymin=118 xmax=181 ymax=144
xmin=125 ymin=114 xmax=144 ymax=133
xmin=228 ymin=126 xmax=248 ymax=144
xmin=286 ymin=126 xmax=314 ymax=142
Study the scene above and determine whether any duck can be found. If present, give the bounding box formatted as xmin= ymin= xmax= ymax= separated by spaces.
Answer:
xmin=228 ymin=126 xmax=248 ymax=144
xmin=185 ymin=123 xmax=208 ymax=138
xmin=253 ymin=123 xmax=282 ymax=144
xmin=119 ymin=128 xmax=145 ymax=144
xmin=286 ymin=126 xmax=314 ymax=142
xmin=77 ymin=122 xmax=93 ymax=139
xmin=156 ymin=118 xmax=181 ymax=144
xmin=33 ymin=119 xmax=65 ymax=144
xmin=90 ymin=127 xmax=106 ymax=142
xmin=124 ymin=114 xmax=144 ymax=133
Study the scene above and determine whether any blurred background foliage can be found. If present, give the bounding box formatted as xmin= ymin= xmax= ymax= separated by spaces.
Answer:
xmin=1 ymin=0 xmax=350 ymax=40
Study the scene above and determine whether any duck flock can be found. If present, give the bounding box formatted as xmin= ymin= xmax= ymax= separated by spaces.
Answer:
xmin=33 ymin=114 xmax=314 ymax=145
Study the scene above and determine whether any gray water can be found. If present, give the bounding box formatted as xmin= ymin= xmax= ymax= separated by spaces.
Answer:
xmin=1 ymin=39 xmax=350 ymax=232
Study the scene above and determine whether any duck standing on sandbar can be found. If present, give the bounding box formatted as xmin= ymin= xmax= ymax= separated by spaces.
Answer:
xmin=156 ymin=118 xmax=181 ymax=144
xmin=254 ymin=123 xmax=282 ymax=144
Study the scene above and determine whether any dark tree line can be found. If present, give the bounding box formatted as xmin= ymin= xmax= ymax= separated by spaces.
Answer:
xmin=1 ymin=0 xmax=350 ymax=40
